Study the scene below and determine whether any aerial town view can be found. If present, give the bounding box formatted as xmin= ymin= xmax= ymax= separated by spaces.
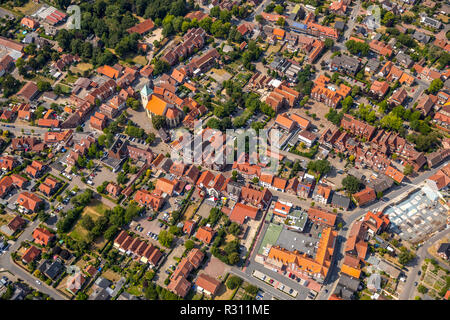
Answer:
xmin=0 ymin=0 xmax=449 ymax=306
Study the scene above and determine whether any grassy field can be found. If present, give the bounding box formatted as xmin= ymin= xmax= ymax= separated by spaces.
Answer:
xmin=132 ymin=55 xmax=148 ymax=66
xmin=30 ymin=75 xmax=56 ymax=85
xmin=0 ymin=213 xmax=14 ymax=229
xmin=127 ymin=285 xmax=142 ymax=296
xmin=214 ymin=286 xmax=234 ymax=300
xmin=70 ymin=63 xmax=93 ymax=74
xmin=183 ymin=204 xmax=196 ymax=221
xmin=102 ymin=269 xmax=122 ymax=282
xmin=12 ymin=0 xmax=41 ymax=15
xmin=70 ymin=200 xmax=110 ymax=243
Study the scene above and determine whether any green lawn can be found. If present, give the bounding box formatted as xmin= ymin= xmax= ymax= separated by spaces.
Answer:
xmin=69 ymin=200 xmax=110 ymax=243
xmin=127 ymin=285 xmax=142 ymax=296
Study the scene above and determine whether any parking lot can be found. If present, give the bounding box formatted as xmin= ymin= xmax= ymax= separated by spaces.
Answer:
xmin=132 ymin=211 xmax=170 ymax=241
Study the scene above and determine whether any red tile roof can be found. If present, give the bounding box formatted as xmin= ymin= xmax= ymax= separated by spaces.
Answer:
xmin=195 ymin=226 xmax=215 ymax=244
xmin=229 ymin=203 xmax=258 ymax=224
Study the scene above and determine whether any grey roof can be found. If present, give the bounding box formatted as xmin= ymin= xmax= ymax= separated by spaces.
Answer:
xmin=334 ymin=21 xmax=345 ymax=31
xmin=366 ymin=58 xmax=380 ymax=72
xmin=437 ymin=243 xmax=450 ymax=257
xmin=334 ymin=274 xmax=360 ymax=299
xmin=118 ymin=291 xmax=138 ymax=300
xmin=367 ymin=174 xmax=394 ymax=194
xmin=444 ymin=78 xmax=450 ymax=90
xmin=367 ymin=273 xmax=381 ymax=291
xmin=331 ymin=55 xmax=360 ymax=74
xmin=89 ymin=287 xmax=111 ymax=300
xmin=45 ymin=259 xmax=64 ymax=280
xmin=412 ymin=31 xmax=430 ymax=44
xmin=422 ymin=16 xmax=441 ymax=28
xmin=377 ymin=260 xmax=402 ymax=278
xmin=395 ymin=52 xmax=413 ymax=67
xmin=95 ymin=277 xmax=112 ymax=289
xmin=158 ymin=128 xmax=170 ymax=142
xmin=331 ymin=192 xmax=351 ymax=209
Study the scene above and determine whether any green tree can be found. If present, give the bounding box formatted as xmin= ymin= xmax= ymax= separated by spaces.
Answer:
xmin=342 ymin=175 xmax=362 ymax=194
xmin=428 ymin=78 xmax=443 ymax=94
xmin=158 ymin=230 xmax=174 ymax=248
xmin=226 ymin=275 xmax=242 ymax=290
xmin=403 ymin=164 xmax=413 ymax=176
xmin=184 ymin=240 xmax=195 ymax=251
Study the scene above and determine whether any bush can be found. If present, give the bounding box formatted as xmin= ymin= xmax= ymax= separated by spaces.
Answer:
xmin=226 ymin=275 xmax=242 ymax=290
xmin=245 ymin=284 xmax=258 ymax=295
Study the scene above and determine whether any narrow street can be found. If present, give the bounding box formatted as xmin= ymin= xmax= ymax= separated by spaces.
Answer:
xmin=399 ymin=228 xmax=450 ymax=300
xmin=0 ymin=219 xmax=67 ymax=300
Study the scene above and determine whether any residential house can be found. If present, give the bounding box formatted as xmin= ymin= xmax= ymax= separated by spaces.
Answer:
xmin=353 ymin=187 xmax=376 ymax=207
xmin=32 ymin=227 xmax=54 ymax=246
xmin=17 ymin=192 xmax=43 ymax=213
xmin=195 ymin=226 xmax=216 ymax=244
xmin=195 ymin=274 xmax=221 ymax=296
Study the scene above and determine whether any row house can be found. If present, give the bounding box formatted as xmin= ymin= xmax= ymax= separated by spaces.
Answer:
xmin=134 ymin=189 xmax=165 ymax=212
xmin=340 ymin=114 xmax=376 ymax=141
xmin=168 ymin=248 xmax=204 ymax=297
xmin=162 ymin=28 xmax=206 ymax=65
xmin=330 ymin=55 xmax=360 ymax=76
xmin=312 ymin=184 xmax=333 ymax=205
xmin=39 ymin=176 xmax=60 ymax=197
xmin=355 ymin=147 xmax=391 ymax=173
xmin=25 ymin=160 xmax=46 ymax=178
xmin=239 ymin=185 xmax=273 ymax=210
xmin=113 ymin=230 xmax=162 ymax=266
xmin=127 ymin=145 xmax=154 ymax=164
xmin=90 ymin=112 xmax=107 ymax=131
xmin=259 ymin=173 xmax=288 ymax=193
xmin=369 ymin=40 xmax=393 ymax=57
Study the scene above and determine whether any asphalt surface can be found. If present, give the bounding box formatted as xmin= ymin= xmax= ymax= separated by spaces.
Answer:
xmin=399 ymin=227 xmax=450 ymax=300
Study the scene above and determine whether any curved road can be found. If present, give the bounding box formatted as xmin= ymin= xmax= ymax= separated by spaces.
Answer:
xmin=399 ymin=227 xmax=450 ymax=300
xmin=0 ymin=219 xmax=67 ymax=300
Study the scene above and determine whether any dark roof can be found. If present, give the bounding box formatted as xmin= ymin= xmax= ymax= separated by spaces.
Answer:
xmin=437 ymin=243 xmax=450 ymax=257
xmin=367 ymin=174 xmax=394 ymax=194
xmin=334 ymin=274 xmax=360 ymax=299
xmin=45 ymin=259 xmax=64 ymax=280
xmin=334 ymin=21 xmax=345 ymax=31
xmin=90 ymin=288 xmax=111 ymax=300
xmin=331 ymin=192 xmax=351 ymax=209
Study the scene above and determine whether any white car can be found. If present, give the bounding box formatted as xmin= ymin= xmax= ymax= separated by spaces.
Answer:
xmin=36 ymin=280 xmax=41 ymax=285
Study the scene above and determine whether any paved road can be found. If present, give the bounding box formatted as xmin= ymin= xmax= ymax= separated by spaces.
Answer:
xmin=238 ymin=206 xmax=311 ymax=300
xmin=0 ymin=219 xmax=67 ymax=300
xmin=248 ymin=0 xmax=272 ymax=22
xmin=1 ymin=123 xmax=90 ymax=140
xmin=399 ymin=227 xmax=450 ymax=300
xmin=342 ymin=1 xmax=362 ymax=42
